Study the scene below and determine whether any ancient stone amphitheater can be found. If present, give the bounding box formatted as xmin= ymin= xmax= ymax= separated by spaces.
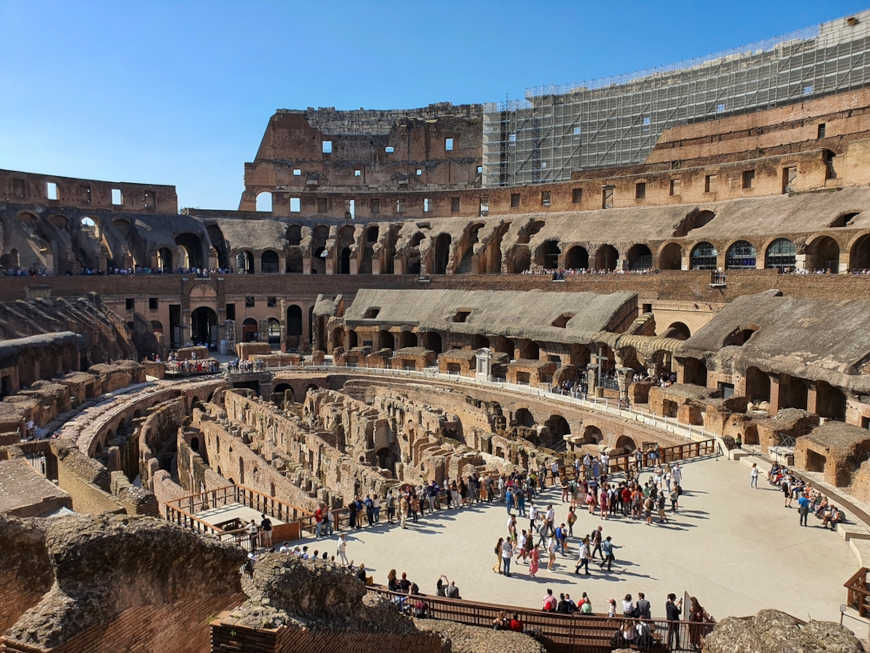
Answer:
xmin=2 ymin=11 xmax=870 ymax=653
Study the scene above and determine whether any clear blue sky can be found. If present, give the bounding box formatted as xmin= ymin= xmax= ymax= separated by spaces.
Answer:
xmin=1 ymin=1 xmax=867 ymax=210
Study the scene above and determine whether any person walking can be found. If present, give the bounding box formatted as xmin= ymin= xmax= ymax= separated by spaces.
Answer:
xmin=529 ymin=543 xmax=540 ymax=577
xmin=547 ymin=536 xmax=556 ymax=571
xmin=567 ymin=507 xmax=577 ymax=537
xmin=600 ymin=535 xmax=615 ymax=572
xmin=501 ymin=537 xmax=514 ymax=577
xmin=798 ymin=492 xmax=810 ymax=527
xmin=399 ymin=493 xmax=409 ymax=529
xmin=387 ymin=491 xmax=396 ymax=524
xmin=493 ymin=537 xmax=504 ymax=573
xmin=247 ymin=519 xmax=258 ymax=552
xmin=336 ymin=534 xmax=349 ymax=565
xmin=591 ymin=526 xmax=603 ymax=560
xmin=575 ymin=537 xmax=590 ymax=575
xmin=750 ymin=463 xmax=759 ymax=489
xmin=314 ymin=505 xmax=324 ymax=539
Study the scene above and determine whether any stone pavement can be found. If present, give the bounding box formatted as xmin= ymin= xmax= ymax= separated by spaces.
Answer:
xmin=300 ymin=457 xmax=858 ymax=623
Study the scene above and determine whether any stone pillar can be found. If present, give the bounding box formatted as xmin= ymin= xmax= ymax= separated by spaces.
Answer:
xmin=372 ymin=257 xmax=381 ymax=275
xmin=794 ymin=253 xmax=807 ymax=272
xmin=586 ymin=367 xmax=598 ymax=397
xmin=806 ymin=381 xmax=818 ymax=415
xmin=616 ymin=366 xmax=635 ymax=404
xmin=303 ymin=256 xmax=312 ymax=275
xmin=476 ymin=348 xmax=492 ymax=381
xmin=768 ymin=373 xmax=782 ymax=416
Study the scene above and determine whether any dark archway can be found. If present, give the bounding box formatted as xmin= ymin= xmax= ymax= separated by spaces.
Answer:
xmin=594 ymin=244 xmax=618 ymax=271
xmin=615 ymin=435 xmax=636 ymax=453
xmin=421 ymin=332 xmax=442 ymax=353
xmin=206 ymin=224 xmax=230 ymax=269
xmin=339 ymin=247 xmax=352 ymax=274
xmin=725 ymin=241 xmax=756 ymax=269
xmin=286 ymin=305 xmax=302 ymax=350
xmin=849 ymin=233 xmax=870 ymax=271
xmin=236 ymin=250 xmax=254 ymax=274
xmin=175 ymin=233 xmax=204 ymax=269
xmin=626 ymin=244 xmax=653 ymax=271
xmin=433 ymin=233 xmax=451 ymax=274
xmin=191 ymin=306 xmax=217 ymax=346
xmin=543 ymin=415 xmax=570 ymax=449
xmin=745 ymin=367 xmax=770 ymax=403
xmin=582 ymin=425 xmax=602 ymax=444
xmin=286 ymin=249 xmax=303 ymax=273
xmin=514 ymin=408 xmax=535 ymax=427
xmin=664 ymin=322 xmax=691 ymax=340
xmin=472 ymin=334 xmax=489 ymax=349
xmin=261 ymin=250 xmax=279 ymax=273
xmin=535 ymin=239 xmax=560 ymax=269
xmin=807 ymin=236 xmax=839 ymax=273
xmin=509 ymin=246 xmax=531 ymax=273
xmin=157 ymin=247 xmax=173 ymax=272
xmin=379 ymin=330 xmax=395 ymax=350
xmin=564 ymin=245 xmax=588 ymax=270
xmin=242 ymin=317 xmax=258 ymax=342
xmin=659 ymin=243 xmax=682 ymax=270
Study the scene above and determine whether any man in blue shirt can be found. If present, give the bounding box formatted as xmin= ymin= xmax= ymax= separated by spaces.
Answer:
xmin=798 ymin=493 xmax=810 ymax=527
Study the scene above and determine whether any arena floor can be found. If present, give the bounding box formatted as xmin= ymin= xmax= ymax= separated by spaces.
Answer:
xmin=301 ymin=457 xmax=857 ymax=623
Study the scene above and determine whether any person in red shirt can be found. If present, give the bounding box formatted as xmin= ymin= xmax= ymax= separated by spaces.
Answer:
xmin=509 ymin=613 xmax=523 ymax=632
xmin=314 ymin=505 xmax=324 ymax=538
xmin=542 ymin=588 xmax=557 ymax=612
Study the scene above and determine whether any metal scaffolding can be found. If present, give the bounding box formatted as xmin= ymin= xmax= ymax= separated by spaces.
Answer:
xmin=482 ymin=10 xmax=870 ymax=187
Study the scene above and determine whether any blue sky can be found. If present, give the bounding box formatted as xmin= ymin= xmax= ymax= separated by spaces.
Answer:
xmin=1 ymin=1 xmax=867 ymax=210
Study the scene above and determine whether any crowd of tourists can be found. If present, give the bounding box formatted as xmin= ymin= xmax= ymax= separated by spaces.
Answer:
xmin=763 ymin=463 xmax=845 ymax=530
xmin=226 ymin=358 xmax=267 ymax=373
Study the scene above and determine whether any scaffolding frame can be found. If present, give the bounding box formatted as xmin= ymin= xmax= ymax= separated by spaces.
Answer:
xmin=482 ymin=11 xmax=870 ymax=187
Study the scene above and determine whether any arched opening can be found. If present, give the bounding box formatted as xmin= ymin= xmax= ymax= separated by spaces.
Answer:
xmin=334 ymin=247 xmax=349 ymax=274
xmin=286 ymin=249 xmax=303 ymax=273
xmin=723 ymin=327 xmax=756 ymax=347
xmin=849 ymin=234 xmax=870 ymax=271
xmin=664 ymin=322 xmax=691 ymax=340
xmin=472 ymin=334 xmax=489 ymax=349
xmin=456 ymin=223 xmax=484 ymax=274
xmin=256 ymin=192 xmax=272 ymax=212
xmin=311 ymin=225 xmax=329 ymax=274
xmin=509 ymin=246 xmax=531 ymax=274
xmin=690 ymin=242 xmax=718 ymax=270
xmin=673 ymin=209 xmax=715 ymax=237
xmin=582 ymin=425 xmax=602 ymax=444
xmin=272 ymin=383 xmax=294 ymax=407
xmin=239 ymin=457 xmax=245 ymax=485
xmin=815 ymin=381 xmax=846 ymax=421
xmin=433 ymin=233 xmax=451 ymax=274
xmin=175 ymin=233 xmax=204 ymax=269
xmin=615 ymin=435 xmax=636 ymax=454
xmin=156 ymin=247 xmax=173 ymax=272
xmin=191 ymin=307 xmax=218 ymax=346
xmin=626 ymin=244 xmax=653 ymax=271
xmin=517 ymin=340 xmax=539 ymax=360
xmin=725 ymin=240 xmax=756 ymax=269
xmin=745 ymin=367 xmax=770 ymax=403
xmin=398 ymin=331 xmax=417 ymax=348
xmin=534 ymin=239 xmax=560 ymax=269
xmin=242 ymin=318 xmax=259 ymax=342
xmin=404 ymin=232 xmax=424 ymax=275
xmin=564 ymin=245 xmax=588 ymax=270
xmin=805 ymin=450 xmax=827 ymax=473
xmin=286 ymin=305 xmax=302 ymax=350
xmin=379 ymin=330 xmax=395 ymax=350
xmin=206 ymin=224 xmax=230 ymax=269
xmin=359 ymin=226 xmax=378 ymax=273
xmin=261 ymin=250 xmax=279 ymax=273
xmin=235 ymin=250 xmax=254 ymax=274
xmin=543 ymin=415 xmax=570 ymax=449
xmin=348 ymin=330 xmax=359 ymax=348
xmin=806 ymin=236 xmax=839 ymax=273
xmin=594 ymin=244 xmax=618 ymax=271
xmin=682 ymin=357 xmax=708 ymax=387
xmin=659 ymin=243 xmax=682 ymax=270
xmin=312 ymin=247 xmax=327 ymax=274
xmin=421 ymin=332 xmax=442 ymax=353
xmin=765 ymin=238 xmax=796 ymax=271
xmin=267 ymin=318 xmax=281 ymax=345
xmin=514 ymin=408 xmax=535 ymax=428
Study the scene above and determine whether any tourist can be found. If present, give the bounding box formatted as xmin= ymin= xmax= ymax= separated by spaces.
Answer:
xmin=665 ymin=593 xmax=683 ymax=650
xmin=247 ymin=519 xmax=258 ymax=552
xmin=798 ymin=492 xmax=810 ymax=527
xmin=688 ymin=596 xmax=710 ymax=650
xmin=600 ymin=535 xmax=615 ymax=572
xmin=387 ymin=490 xmax=396 ymax=523
xmin=501 ymin=537 xmax=514 ymax=577
xmin=492 ymin=611 xmax=510 ymax=630
xmin=325 ymin=506 xmax=335 ymax=535
xmin=591 ymin=525 xmax=603 ymax=560
xmin=364 ymin=495 xmax=374 ymax=526
xmin=556 ymin=593 xmax=571 ymax=613
xmin=529 ymin=543 xmax=540 ymax=577
xmin=372 ymin=495 xmax=381 ymax=523
xmin=622 ymin=593 xmax=635 ymax=617
xmin=388 ymin=569 xmax=399 ymax=591
xmin=657 ymin=491 xmax=668 ymax=524
xmin=399 ymin=493 xmax=409 ymax=528
xmin=509 ymin=613 xmax=523 ymax=632
xmin=636 ymin=592 xmax=651 ymax=619
xmin=547 ymin=535 xmax=556 ymax=571
xmin=337 ymin=533 xmax=349 ymax=565
xmin=607 ymin=598 xmax=617 ymax=617
xmin=356 ymin=563 xmax=367 ymax=584
xmin=579 ymin=592 xmax=592 ymax=614
xmin=446 ymin=579 xmax=460 ymax=599
xmin=259 ymin=513 xmax=272 ymax=548
xmin=567 ymin=506 xmax=577 ymax=536
xmin=348 ymin=498 xmax=358 ymax=529
xmin=314 ymin=504 xmax=324 ymax=538
xmin=493 ymin=537 xmax=504 ymax=574
xmin=542 ymin=588 xmax=557 ymax=612
xmin=611 ymin=620 xmax=638 ymax=648
xmin=750 ymin=463 xmax=759 ymax=489
xmin=575 ymin=536 xmax=590 ymax=575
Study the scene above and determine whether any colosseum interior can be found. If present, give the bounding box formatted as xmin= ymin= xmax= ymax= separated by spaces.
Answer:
xmin=2 ymin=9 xmax=870 ymax=653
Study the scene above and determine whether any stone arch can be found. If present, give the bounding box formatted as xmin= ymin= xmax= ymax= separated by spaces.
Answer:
xmin=150 ymin=320 xmax=163 ymax=334
xmin=206 ymin=224 xmax=230 ymax=269
xmin=664 ymin=322 xmax=691 ymax=340
xmin=517 ymin=339 xmax=539 ymax=360
xmin=805 ymin=235 xmax=840 ymax=273
xmin=593 ymin=244 xmax=618 ymax=271
xmin=286 ymin=305 xmax=303 ymax=338
xmin=398 ymin=331 xmax=417 ymax=348
xmin=379 ymin=330 xmax=395 ymax=350
xmin=625 ymin=243 xmax=653 ymax=271
xmin=310 ymin=225 xmax=329 ymax=274
xmin=404 ymin=232 xmax=425 ymax=275
xmin=564 ymin=245 xmax=588 ymax=270
xmin=848 ymin=232 xmax=870 ymax=271
xmin=615 ymin=435 xmax=636 ymax=453
xmin=455 ymin=222 xmax=484 ymax=274
xmin=261 ymin=250 xmax=279 ymax=273
xmin=339 ymin=247 xmax=352 ymax=274
xmin=514 ymin=408 xmax=535 ymax=427
xmin=543 ymin=414 xmax=570 ymax=449
xmin=508 ymin=245 xmax=531 ymax=273
xmin=534 ymin=239 xmax=560 ymax=269
xmin=286 ymin=248 xmax=303 ymax=273
xmin=242 ymin=318 xmax=258 ymax=342
xmin=174 ymin=233 xmax=204 ymax=269
xmin=191 ymin=306 xmax=218 ymax=346
xmin=765 ymin=238 xmax=796 ymax=271
xmin=582 ymin=425 xmax=603 ymax=444
xmin=745 ymin=366 xmax=770 ymax=403
xmin=433 ymin=233 xmax=451 ymax=274
xmin=348 ymin=330 xmax=359 ymax=348
xmin=472 ymin=334 xmax=489 ymax=349
xmin=256 ymin=192 xmax=272 ymax=212
xmin=658 ymin=242 xmax=682 ymax=270
xmin=267 ymin=318 xmax=281 ymax=345
xmin=421 ymin=332 xmax=442 ymax=353
xmin=689 ymin=242 xmax=718 ymax=270
xmin=725 ymin=240 xmax=756 ymax=269
xmin=235 ymin=250 xmax=254 ymax=274
xmin=156 ymin=247 xmax=173 ymax=272
xmin=358 ymin=225 xmax=379 ymax=273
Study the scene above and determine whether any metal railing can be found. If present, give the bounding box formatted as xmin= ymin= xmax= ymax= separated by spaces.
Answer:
xmin=367 ymin=585 xmax=711 ymax=652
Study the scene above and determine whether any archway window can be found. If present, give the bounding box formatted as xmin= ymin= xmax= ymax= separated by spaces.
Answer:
xmin=564 ymin=246 xmax=588 ymax=270
xmin=286 ymin=305 xmax=303 ymax=336
xmin=175 ymin=233 xmax=204 ymax=269
xmin=725 ymin=240 xmax=756 ymax=269
xmin=261 ymin=250 xmax=279 ymax=273
xmin=535 ymin=240 xmax=560 ymax=269
xmin=664 ymin=322 xmax=691 ymax=340
xmin=626 ymin=244 xmax=653 ymax=271
xmin=157 ymin=247 xmax=173 ymax=273
xmin=849 ymin=234 xmax=870 ymax=272
xmin=808 ymin=236 xmax=839 ymax=273
xmin=242 ymin=318 xmax=258 ymax=342
xmin=765 ymin=238 xmax=796 ymax=271
xmin=689 ymin=242 xmax=718 ymax=270
xmin=594 ymin=245 xmax=618 ymax=271
xmin=191 ymin=307 xmax=218 ymax=346
xmin=339 ymin=247 xmax=352 ymax=274
xmin=256 ymin=192 xmax=272 ymax=212
xmin=433 ymin=234 xmax=451 ymax=274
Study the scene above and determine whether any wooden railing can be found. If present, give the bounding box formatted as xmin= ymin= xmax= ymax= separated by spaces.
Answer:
xmin=844 ymin=567 xmax=869 ymax=618
xmin=367 ymin=585 xmax=709 ymax=652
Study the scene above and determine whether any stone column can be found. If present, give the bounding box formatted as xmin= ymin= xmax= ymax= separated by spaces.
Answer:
xmin=806 ymin=381 xmax=819 ymax=415
xmin=616 ymin=366 xmax=635 ymax=404
xmin=768 ymin=373 xmax=782 ymax=416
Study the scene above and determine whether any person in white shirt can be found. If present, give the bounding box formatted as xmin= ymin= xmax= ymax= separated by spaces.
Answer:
xmin=337 ymin=534 xmax=349 ymax=565
xmin=750 ymin=463 xmax=759 ymax=489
